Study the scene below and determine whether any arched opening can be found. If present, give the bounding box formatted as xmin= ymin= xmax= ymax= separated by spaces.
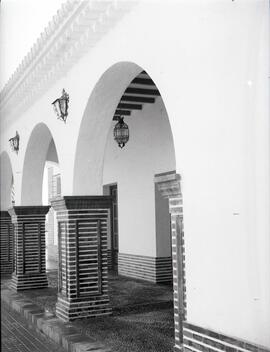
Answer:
xmin=22 ymin=123 xmax=60 ymax=205
xmin=73 ymin=62 xmax=144 ymax=195
xmin=0 ymin=151 xmax=14 ymax=210
xmin=74 ymin=62 xmax=179 ymax=351
xmin=42 ymin=139 xmax=61 ymax=270
xmin=103 ymin=70 xmax=176 ymax=278
xmin=22 ymin=123 xmax=61 ymax=271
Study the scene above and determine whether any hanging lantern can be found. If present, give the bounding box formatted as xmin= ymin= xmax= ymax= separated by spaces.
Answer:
xmin=9 ymin=131 xmax=20 ymax=153
xmin=52 ymin=89 xmax=69 ymax=122
xmin=113 ymin=116 xmax=129 ymax=148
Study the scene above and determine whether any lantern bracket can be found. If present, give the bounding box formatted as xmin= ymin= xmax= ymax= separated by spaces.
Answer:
xmin=9 ymin=131 xmax=20 ymax=153
xmin=52 ymin=89 xmax=69 ymax=123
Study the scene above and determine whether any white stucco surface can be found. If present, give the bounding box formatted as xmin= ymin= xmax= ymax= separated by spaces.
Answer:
xmin=0 ymin=0 xmax=269 ymax=347
xmin=0 ymin=151 xmax=13 ymax=210
xmin=103 ymin=97 xmax=175 ymax=257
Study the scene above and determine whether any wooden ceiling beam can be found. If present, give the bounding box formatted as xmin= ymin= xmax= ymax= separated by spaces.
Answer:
xmin=115 ymin=109 xmax=131 ymax=116
xmin=131 ymin=78 xmax=155 ymax=85
xmin=117 ymin=103 xmax=142 ymax=110
xmin=125 ymin=87 xmax=160 ymax=96
xmin=121 ymin=95 xmax=155 ymax=103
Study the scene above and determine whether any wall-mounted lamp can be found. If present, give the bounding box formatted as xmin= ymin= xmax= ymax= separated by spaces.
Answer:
xmin=52 ymin=89 xmax=69 ymax=122
xmin=113 ymin=116 xmax=129 ymax=148
xmin=9 ymin=131 xmax=20 ymax=153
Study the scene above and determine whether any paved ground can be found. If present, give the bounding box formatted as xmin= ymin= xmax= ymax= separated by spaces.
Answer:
xmin=1 ymin=302 xmax=66 ymax=352
xmin=1 ymin=270 xmax=173 ymax=315
xmin=1 ymin=271 xmax=175 ymax=352
xmin=77 ymin=307 xmax=175 ymax=352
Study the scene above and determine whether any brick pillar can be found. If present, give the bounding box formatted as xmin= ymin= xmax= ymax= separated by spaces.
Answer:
xmin=155 ymin=171 xmax=186 ymax=352
xmin=8 ymin=206 xmax=50 ymax=291
xmin=47 ymin=166 xmax=55 ymax=247
xmin=51 ymin=196 xmax=112 ymax=322
xmin=0 ymin=211 xmax=14 ymax=276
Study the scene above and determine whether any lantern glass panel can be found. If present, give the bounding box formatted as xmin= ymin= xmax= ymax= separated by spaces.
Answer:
xmin=53 ymin=99 xmax=61 ymax=118
xmin=9 ymin=132 xmax=19 ymax=153
xmin=13 ymin=138 xmax=18 ymax=149
xmin=60 ymin=98 xmax=67 ymax=116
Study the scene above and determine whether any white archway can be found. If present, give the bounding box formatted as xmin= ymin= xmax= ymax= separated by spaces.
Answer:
xmin=73 ymin=62 xmax=148 ymax=195
xmin=73 ymin=61 xmax=182 ymax=347
xmin=21 ymin=123 xmax=59 ymax=205
xmin=102 ymin=72 xmax=176 ymax=268
xmin=73 ymin=60 xmax=177 ymax=268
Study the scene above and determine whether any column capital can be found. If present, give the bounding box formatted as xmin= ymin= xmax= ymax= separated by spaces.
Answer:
xmin=51 ymin=196 xmax=112 ymax=212
xmin=8 ymin=206 xmax=50 ymax=217
xmin=0 ymin=211 xmax=11 ymax=218
xmin=155 ymin=171 xmax=181 ymax=198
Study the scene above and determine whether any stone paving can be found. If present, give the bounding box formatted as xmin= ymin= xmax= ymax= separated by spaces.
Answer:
xmin=2 ymin=270 xmax=173 ymax=315
xmin=1 ymin=303 xmax=66 ymax=352
xmin=77 ymin=307 xmax=174 ymax=352
xmin=1 ymin=271 xmax=174 ymax=352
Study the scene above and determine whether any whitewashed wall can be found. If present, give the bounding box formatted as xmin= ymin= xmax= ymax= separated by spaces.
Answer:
xmin=0 ymin=0 xmax=269 ymax=347
xmin=103 ymin=97 xmax=175 ymax=257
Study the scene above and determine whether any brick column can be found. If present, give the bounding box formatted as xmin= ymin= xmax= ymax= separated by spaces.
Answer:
xmin=0 ymin=211 xmax=14 ymax=276
xmin=51 ymin=196 xmax=112 ymax=322
xmin=155 ymin=171 xmax=186 ymax=352
xmin=8 ymin=206 xmax=50 ymax=291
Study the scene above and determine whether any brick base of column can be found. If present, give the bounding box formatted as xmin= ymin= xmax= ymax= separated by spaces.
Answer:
xmin=1 ymin=263 xmax=13 ymax=277
xmin=8 ymin=206 xmax=49 ymax=291
xmin=107 ymin=249 xmax=118 ymax=270
xmin=9 ymin=272 xmax=48 ymax=291
xmin=56 ymin=293 xmax=112 ymax=321
xmin=107 ymin=249 xmax=113 ymax=269
xmin=118 ymin=253 xmax=172 ymax=283
xmin=0 ymin=211 xmax=13 ymax=276
xmin=52 ymin=196 xmax=112 ymax=322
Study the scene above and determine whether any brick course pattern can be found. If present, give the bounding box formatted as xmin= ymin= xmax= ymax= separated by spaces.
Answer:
xmin=155 ymin=171 xmax=270 ymax=352
xmin=118 ymin=253 xmax=172 ymax=283
xmin=0 ymin=211 xmax=13 ymax=276
xmin=107 ymin=249 xmax=118 ymax=270
xmin=155 ymin=171 xmax=185 ymax=352
xmin=51 ymin=196 xmax=112 ymax=322
xmin=183 ymin=322 xmax=270 ymax=352
xmin=8 ymin=206 xmax=50 ymax=291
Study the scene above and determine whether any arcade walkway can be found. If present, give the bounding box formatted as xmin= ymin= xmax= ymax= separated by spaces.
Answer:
xmin=1 ymin=271 xmax=174 ymax=352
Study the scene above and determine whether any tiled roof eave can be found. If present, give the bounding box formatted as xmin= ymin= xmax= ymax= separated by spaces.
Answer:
xmin=0 ymin=0 xmax=137 ymax=128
